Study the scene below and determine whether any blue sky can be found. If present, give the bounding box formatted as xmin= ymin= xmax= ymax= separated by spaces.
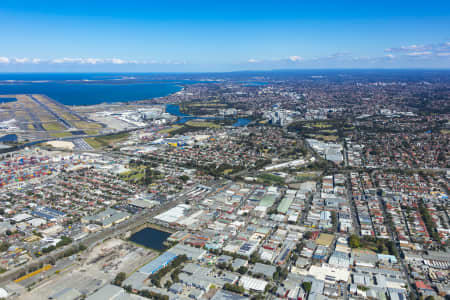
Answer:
xmin=0 ymin=0 xmax=449 ymax=71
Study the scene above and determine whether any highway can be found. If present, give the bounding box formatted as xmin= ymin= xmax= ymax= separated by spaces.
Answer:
xmin=0 ymin=122 xmax=156 ymax=154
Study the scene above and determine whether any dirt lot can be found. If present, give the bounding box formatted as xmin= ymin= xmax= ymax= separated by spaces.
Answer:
xmin=17 ymin=238 xmax=157 ymax=300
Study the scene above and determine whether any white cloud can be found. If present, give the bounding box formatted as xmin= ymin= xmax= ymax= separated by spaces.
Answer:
xmin=386 ymin=44 xmax=429 ymax=53
xmin=14 ymin=58 xmax=30 ymax=63
xmin=110 ymin=58 xmax=126 ymax=64
xmin=238 ymin=43 xmax=450 ymax=69
xmin=50 ymin=57 xmax=129 ymax=64
xmin=288 ymin=56 xmax=303 ymax=62
xmin=386 ymin=41 xmax=450 ymax=57
xmin=352 ymin=56 xmax=371 ymax=61
xmin=401 ymin=44 xmax=428 ymax=51
xmin=51 ymin=58 xmax=78 ymax=64
xmin=406 ymin=51 xmax=432 ymax=56
xmin=0 ymin=56 xmax=189 ymax=66
xmin=83 ymin=58 xmax=104 ymax=64
xmin=328 ymin=52 xmax=351 ymax=58
xmin=1 ymin=41 xmax=449 ymax=70
xmin=0 ymin=57 xmax=10 ymax=64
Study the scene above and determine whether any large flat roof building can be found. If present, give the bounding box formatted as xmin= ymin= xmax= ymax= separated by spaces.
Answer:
xmin=138 ymin=252 xmax=177 ymax=275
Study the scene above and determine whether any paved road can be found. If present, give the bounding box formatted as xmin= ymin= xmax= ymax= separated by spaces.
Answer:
xmin=346 ymin=174 xmax=361 ymax=236
xmin=299 ymin=191 xmax=314 ymax=225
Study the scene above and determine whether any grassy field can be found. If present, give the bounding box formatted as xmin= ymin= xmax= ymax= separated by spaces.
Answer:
xmin=159 ymin=125 xmax=183 ymax=134
xmin=84 ymin=138 xmax=103 ymax=149
xmin=38 ymin=116 xmax=56 ymax=122
xmin=185 ymin=121 xmax=221 ymax=128
xmin=312 ymin=122 xmax=332 ymax=128
xmin=84 ymin=132 xmax=130 ymax=149
xmin=84 ymin=129 xmax=99 ymax=135
xmin=73 ymin=121 xmax=103 ymax=129
xmin=60 ymin=113 xmax=80 ymax=121
xmin=258 ymin=173 xmax=285 ymax=184
xmin=43 ymin=122 xmax=66 ymax=131
xmin=96 ymin=132 xmax=129 ymax=143
xmin=303 ymin=122 xmax=333 ymax=129
xmin=295 ymin=171 xmax=320 ymax=182
xmin=50 ymin=132 xmax=72 ymax=138
xmin=223 ymin=169 xmax=234 ymax=175
xmin=120 ymin=167 xmax=145 ymax=183
xmin=309 ymin=134 xmax=338 ymax=142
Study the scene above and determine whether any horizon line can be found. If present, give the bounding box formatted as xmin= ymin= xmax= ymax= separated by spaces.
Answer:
xmin=1 ymin=68 xmax=450 ymax=74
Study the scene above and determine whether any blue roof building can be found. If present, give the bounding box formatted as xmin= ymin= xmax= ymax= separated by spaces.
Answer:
xmin=139 ymin=252 xmax=177 ymax=275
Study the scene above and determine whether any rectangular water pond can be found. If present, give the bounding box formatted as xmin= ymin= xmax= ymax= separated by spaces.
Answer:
xmin=129 ymin=227 xmax=171 ymax=251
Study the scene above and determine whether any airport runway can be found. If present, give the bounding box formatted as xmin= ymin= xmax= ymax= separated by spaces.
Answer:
xmin=28 ymin=95 xmax=72 ymax=129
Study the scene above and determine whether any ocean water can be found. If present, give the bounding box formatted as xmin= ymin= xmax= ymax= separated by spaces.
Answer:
xmin=0 ymin=82 xmax=181 ymax=105
xmin=0 ymin=97 xmax=17 ymax=104
xmin=0 ymin=73 xmax=124 ymax=81
xmin=0 ymin=74 xmax=223 ymax=106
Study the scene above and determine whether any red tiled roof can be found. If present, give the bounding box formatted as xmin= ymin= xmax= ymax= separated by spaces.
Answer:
xmin=415 ymin=281 xmax=432 ymax=290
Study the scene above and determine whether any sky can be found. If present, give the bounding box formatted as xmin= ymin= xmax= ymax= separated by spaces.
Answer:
xmin=0 ymin=0 xmax=449 ymax=72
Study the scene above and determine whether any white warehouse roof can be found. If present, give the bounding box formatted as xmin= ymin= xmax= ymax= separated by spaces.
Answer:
xmin=239 ymin=276 xmax=268 ymax=292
